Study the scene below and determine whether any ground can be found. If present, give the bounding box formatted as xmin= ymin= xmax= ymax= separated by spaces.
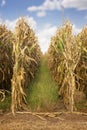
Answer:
xmin=0 ymin=111 xmax=87 ymax=130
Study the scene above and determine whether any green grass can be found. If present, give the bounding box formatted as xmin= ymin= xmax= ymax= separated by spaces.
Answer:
xmin=26 ymin=56 xmax=59 ymax=111
xmin=0 ymin=95 xmax=11 ymax=111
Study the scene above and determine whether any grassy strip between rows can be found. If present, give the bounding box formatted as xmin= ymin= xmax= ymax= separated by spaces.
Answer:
xmin=26 ymin=56 xmax=59 ymax=111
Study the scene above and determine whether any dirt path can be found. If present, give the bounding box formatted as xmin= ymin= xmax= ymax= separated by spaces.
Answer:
xmin=0 ymin=112 xmax=87 ymax=130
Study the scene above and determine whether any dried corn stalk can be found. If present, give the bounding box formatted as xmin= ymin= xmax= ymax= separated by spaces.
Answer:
xmin=11 ymin=18 xmax=41 ymax=114
xmin=48 ymin=21 xmax=81 ymax=112
xmin=75 ymin=27 xmax=87 ymax=97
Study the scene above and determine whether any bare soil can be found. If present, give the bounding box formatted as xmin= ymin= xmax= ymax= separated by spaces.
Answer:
xmin=0 ymin=110 xmax=87 ymax=130
xmin=0 ymin=99 xmax=87 ymax=130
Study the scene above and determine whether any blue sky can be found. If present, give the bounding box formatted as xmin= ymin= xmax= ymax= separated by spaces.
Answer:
xmin=0 ymin=0 xmax=87 ymax=53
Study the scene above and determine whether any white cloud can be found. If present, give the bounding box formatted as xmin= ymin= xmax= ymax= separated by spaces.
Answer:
xmin=1 ymin=0 xmax=6 ymax=7
xmin=72 ymin=24 xmax=82 ymax=34
xmin=27 ymin=0 xmax=61 ymax=17
xmin=24 ymin=16 xmax=37 ymax=30
xmin=4 ymin=19 xmax=17 ymax=31
xmin=27 ymin=6 xmax=39 ymax=11
xmin=37 ymin=24 xmax=57 ymax=53
xmin=27 ymin=0 xmax=60 ymax=11
xmin=0 ymin=16 xmax=37 ymax=31
xmin=62 ymin=0 xmax=87 ymax=10
xmin=37 ymin=23 xmax=82 ymax=53
xmin=27 ymin=0 xmax=87 ymax=17
xmin=42 ymin=0 xmax=61 ymax=10
xmin=37 ymin=11 xmax=46 ymax=17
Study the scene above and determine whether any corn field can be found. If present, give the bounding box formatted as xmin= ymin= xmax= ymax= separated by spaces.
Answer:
xmin=0 ymin=18 xmax=87 ymax=114
xmin=48 ymin=21 xmax=87 ymax=112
